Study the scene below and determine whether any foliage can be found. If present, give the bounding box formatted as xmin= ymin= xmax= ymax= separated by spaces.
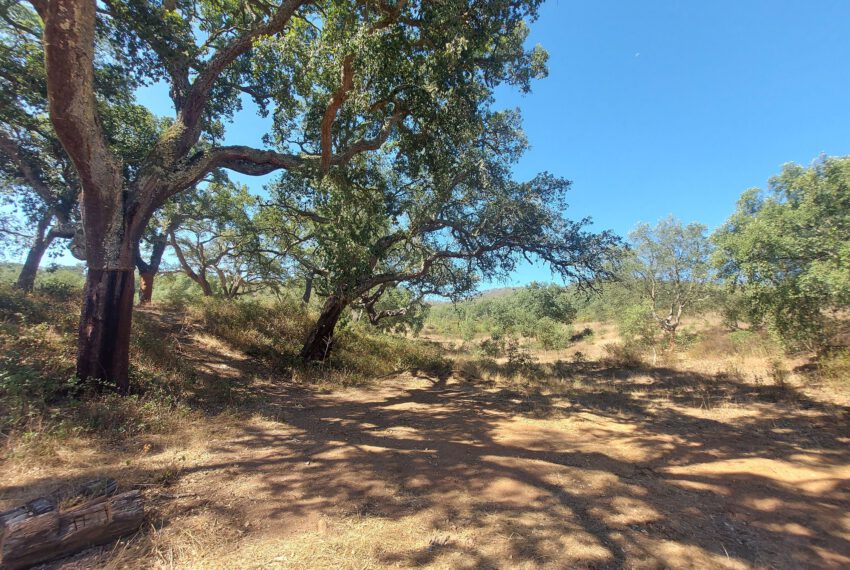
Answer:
xmin=33 ymin=0 xmax=562 ymax=387
xmin=602 ymin=343 xmax=644 ymax=369
xmin=616 ymin=303 xmax=663 ymax=352
xmin=535 ymin=318 xmax=572 ymax=350
xmin=818 ymin=349 xmax=850 ymax=384
xmin=572 ymin=281 xmax=641 ymax=323
xmin=428 ymin=282 xmax=580 ymax=343
xmin=0 ymin=2 xmax=161 ymax=267
xmin=190 ymin=296 xmax=312 ymax=367
xmin=478 ymin=336 xmax=504 ymax=358
xmin=622 ymin=216 xmax=714 ymax=339
xmin=189 ymin=295 xmax=445 ymax=382
xmin=0 ymin=262 xmax=85 ymax=289
xmin=262 ymin=105 xmax=617 ymax=358
xmin=713 ymin=157 xmax=850 ymax=351
xmin=503 ymin=336 xmax=538 ymax=376
xmin=170 ymin=181 xmax=283 ymax=298
xmin=0 ymin=3 xmax=79 ymax=265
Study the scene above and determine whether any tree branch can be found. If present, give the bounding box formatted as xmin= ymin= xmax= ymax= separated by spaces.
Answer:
xmin=0 ymin=130 xmax=55 ymax=204
xmin=329 ymin=105 xmax=407 ymax=165
xmin=173 ymin=0 xmax=313 ymax=155
xmin=166 ymin=107 xmax=405 ymax=199
xmin=320 ymin=54 xmax=355 ymax=174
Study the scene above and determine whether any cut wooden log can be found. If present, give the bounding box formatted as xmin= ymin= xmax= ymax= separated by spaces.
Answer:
xmin=0 ymin=498 xmax=56 ymax=531
xmin=0 ymin=490 xmax=144 ymax=570
xmin=0 ymin=476 xmax=119 ymax=532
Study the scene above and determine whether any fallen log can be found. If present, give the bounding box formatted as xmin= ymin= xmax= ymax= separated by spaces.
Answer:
xmin=0 ymin=489 xmax=143 ymax=570
xmin=0 ymin=477 xmax=119 ymax=530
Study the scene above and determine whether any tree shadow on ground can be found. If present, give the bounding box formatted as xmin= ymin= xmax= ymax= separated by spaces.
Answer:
xmin=5 ymin=314 xmax=850 ymax=569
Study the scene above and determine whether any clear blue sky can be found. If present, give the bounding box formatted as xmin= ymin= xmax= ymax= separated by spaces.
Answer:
xmin=490 ymin=0 xmax=850 ymax=286
xmin=23 ymin=1 xmax=850 ymax=287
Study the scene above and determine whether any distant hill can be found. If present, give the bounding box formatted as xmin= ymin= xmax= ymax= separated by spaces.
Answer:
xmin=426 ymin=286 xmax=521 ymax=306
xmin=475 ymin=287 xmax=521 ymax=300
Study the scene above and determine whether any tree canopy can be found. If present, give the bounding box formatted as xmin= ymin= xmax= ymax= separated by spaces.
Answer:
xmin=30 ymin=0 xmax=556 ymax=390
xmin=713 ymin=157 xmax=850 ymax=350
xmin=623 ymin=216 xmax=714 ymax=340
xmin=261 ymin=110 xmax=618 ymax=359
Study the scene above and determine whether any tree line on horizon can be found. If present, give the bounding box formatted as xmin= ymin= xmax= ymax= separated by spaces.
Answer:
xmin=430 ymin=156 xmax=850 ymax=359
xmin=1 ymin=2 xmax=847 ymax=396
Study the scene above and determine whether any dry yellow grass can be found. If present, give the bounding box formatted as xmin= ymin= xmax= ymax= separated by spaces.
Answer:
xmin=2 ymin=304 xmax=849 ymax=569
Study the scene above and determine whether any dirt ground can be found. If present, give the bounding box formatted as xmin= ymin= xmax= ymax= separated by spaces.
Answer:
xmin=2 ymin=312 xmax=850 ymax=569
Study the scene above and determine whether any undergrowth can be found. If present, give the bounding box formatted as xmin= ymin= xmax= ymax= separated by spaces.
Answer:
xmin=0 ymin=285 xmax=198 ymax=459
xmin=1 ymin=286 xmax=448 ymax=459
xmin=191 ymin=296 xmax=447 ymax=385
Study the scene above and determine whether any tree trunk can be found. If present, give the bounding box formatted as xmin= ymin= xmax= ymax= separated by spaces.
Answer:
xmin=15 ymin=235 xmax=53 ymax=292
xmin=76 ymin=269 xmax=135 ymax=394
xmin=138 ymin=272 xmax=154 ymax=304
xmin=14 ymin=214 xmax=55 ymax=292
xmin=667 ymin=326 xmax=677 ymax=350
xmin=300 ymin=295 xmax=347 ymax=361
xmin=135 ymin=236 xmax=168 ymax=305
xmin=303 ymin=274 xmax=313 ymax=304
xmin=199 ymin=275 xmax=213 ymax=296
xmin=170 ymin=231 xmax=213 ymax=296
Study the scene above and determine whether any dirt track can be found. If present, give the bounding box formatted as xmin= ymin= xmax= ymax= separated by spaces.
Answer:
xmin=3 ymin=313 xmax=849 ymax=569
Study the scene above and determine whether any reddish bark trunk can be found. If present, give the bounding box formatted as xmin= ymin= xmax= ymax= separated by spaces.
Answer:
xmin=76 ymin=269 xmax=135 ymax=394
xmin=300 ymin=296 xmax=347 ymax=361
xmin=138 ymin=272 xmax=154 ymax=305
xmin=135 ymin=236 xmax=168 ymax=305
xmin=199 ymin=277 xmax=213 ymax=296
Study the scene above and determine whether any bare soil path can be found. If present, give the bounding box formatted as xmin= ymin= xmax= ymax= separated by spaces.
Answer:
xmin=3 ymin=309 xmax=849 ymax=569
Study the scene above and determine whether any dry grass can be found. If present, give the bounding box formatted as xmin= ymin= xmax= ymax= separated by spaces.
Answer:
xmin=2 ymin=292 xmax=849 ymax=569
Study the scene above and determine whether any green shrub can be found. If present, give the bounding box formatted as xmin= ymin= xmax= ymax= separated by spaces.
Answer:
xmin=504 ymin=336 xmax=538 ymax=376
xmin=478 ymin=336 xmax=504 ymax=358
xmin=459 ymin=317 xmax=477 ymax=342
xmin=617 ymin=304 xmax=662 ymax=350
xmin=192 ymin=296 xmax=449 ymax=384
xmin=571 ymin=327 xmax=594 ymax=342
xmin=675 ymin=326 xmax=700 ymax=350
xmin=151 ymin=272 xmax=199 ymax=307
xmin=191 ymin=296 xmax=311 ymax=367
xmin=727 ymin=329 xmax=779 ymax=357
xmin=535 ymin=318 xmax=572 ymax=350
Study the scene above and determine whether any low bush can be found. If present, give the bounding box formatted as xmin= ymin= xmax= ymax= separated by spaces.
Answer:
xmin=535 ymin=318 xmax=572 ymax=350
xmin=570 ymin=327 xmax=594 ymax=342
xmin=818 ymin=349 xmax=850 ymax=384
xmin=478 ymin=336 xmax=504 ymax=358
xmin=189 ymin=296 xmax=311 ymax=367
xmin=190 ymin=295 xmax=448 ymax=385
xmin=602 ymin=343 xmax=644 ymax=369
xmin=504 ymin=336 xmax=540 ymax=376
